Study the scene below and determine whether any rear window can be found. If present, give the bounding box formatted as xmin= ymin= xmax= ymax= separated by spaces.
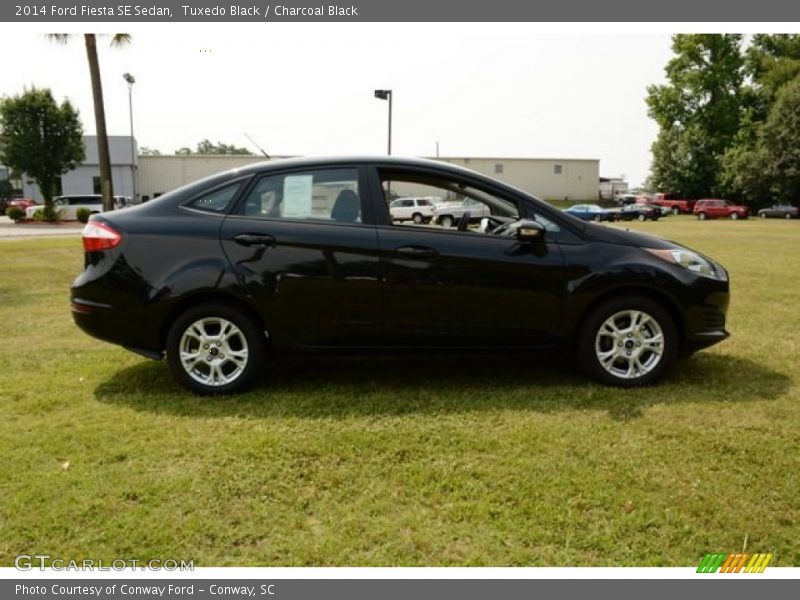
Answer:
xmin=187 ymin=182 xmax=243 ymax=213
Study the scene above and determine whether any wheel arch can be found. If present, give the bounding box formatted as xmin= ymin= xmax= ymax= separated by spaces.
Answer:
xmin=573 ymin=285 xmax=686 ymax=351
xmin=159 ymin=291 xmax=271 ymax=352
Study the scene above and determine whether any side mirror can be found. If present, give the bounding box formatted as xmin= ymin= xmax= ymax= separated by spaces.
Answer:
xmin=514 ymin=219 xmax=545 ymax=242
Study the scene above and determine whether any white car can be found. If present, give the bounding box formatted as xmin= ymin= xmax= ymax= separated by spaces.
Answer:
xmin=26 ymin=195 xmax=107 ymax=220
xmin=389 ymin=197 xmax=436 ymax=223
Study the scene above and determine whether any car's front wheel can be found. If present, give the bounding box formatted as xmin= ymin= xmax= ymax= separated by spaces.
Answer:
xmin=166 ymin=303 xmax=266 ymax=395
xmin=412 ymin=212 xmax=423 ymax=224
xmin=697 ymin=212 xmax=707 ymax=220
xmin=730 ymin=212 xmax=739 ymax=220
xmin=577 ymin=296 xmax=678 ymax=387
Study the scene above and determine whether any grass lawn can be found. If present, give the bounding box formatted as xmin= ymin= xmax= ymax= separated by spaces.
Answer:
xmin=0 ymin=217 xmax=798 ymax=567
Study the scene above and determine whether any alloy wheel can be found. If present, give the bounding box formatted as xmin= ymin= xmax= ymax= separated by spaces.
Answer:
xmin=594 ymin=309 xmax=664 ymax=380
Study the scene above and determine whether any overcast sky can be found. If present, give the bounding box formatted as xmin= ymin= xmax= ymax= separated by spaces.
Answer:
xmin=2 ymin=25 xmax=681 ymax=186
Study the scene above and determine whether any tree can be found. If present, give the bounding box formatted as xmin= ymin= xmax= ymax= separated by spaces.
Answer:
xmin=49 ymin=34 xmax=131 ymax=212
xmin=758 ymin=78 xmax=800 ymax=202
xmin=174 ymin=139 xmax=253 ymax=155
xmin=139 ymin=146 xmax=161 ymax=155
xmin=646 ymin=35 xmax=744 ymax=198
xmin=0 ymin=87 xmax=85 ymax=215
xmin=720 ymin=35 xmax=800 ymax=205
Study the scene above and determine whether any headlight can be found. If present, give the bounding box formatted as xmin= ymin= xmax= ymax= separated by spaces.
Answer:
xmin=644 ymin=248 xmax=722 ymax=279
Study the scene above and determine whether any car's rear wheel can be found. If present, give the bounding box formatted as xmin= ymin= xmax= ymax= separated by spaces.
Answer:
xmin=439 ymin=215 xmax=454 ymax=228
xmin=698 ymin=212 xmax=707 ymax=220
xmin=577 ymin=296 xmax=678 ymax=387
xmin=672 ymin=207 xmax=680 ymax=216
xmin=786 ymin=213 xmax=792 ymax=220
xmin=638 ymin=214 xmax=646 ymax=222
xmin=166 ymin=303 xmax=266 ymax=395
xmin=760 ymin=213 xmax=767 ymax=219
xmin=412 ymin=212 xmax=423 ymax=224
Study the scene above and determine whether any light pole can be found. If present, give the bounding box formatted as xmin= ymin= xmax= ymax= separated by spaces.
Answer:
xmin=123 ymin=72 xmax=136 ymax=205
xmin=374 ymin=89 xmax=392 ymax=155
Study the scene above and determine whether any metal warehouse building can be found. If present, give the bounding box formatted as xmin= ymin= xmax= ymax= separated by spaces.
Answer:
xmin=138 ymin=155 xmax=600 ymax=203
xmin=15 ymin=137 xmax=600 ymax=204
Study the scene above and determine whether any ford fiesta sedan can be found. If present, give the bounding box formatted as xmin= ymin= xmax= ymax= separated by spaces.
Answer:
xmin=71 ymin=157 xmax=730 ymax=394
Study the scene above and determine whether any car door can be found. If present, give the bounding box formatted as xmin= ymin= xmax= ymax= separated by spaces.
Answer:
xmin=219 ymin=165 xmax=384 ymax=348
xmin=368 ymin=165 xmax=566 ymax=348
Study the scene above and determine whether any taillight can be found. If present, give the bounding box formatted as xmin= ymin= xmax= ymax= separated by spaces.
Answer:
xmin=81 ymin=221 xmax=122 ymax=252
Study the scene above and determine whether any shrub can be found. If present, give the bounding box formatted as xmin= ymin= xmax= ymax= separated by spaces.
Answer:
xmin=40 ymin=205 xmax=63 ymax=222
xmin=32 ymin=208 xmax=45 ymax=222
xmin=6 ymin=206 xmax=25 ymax=222
xmin=76 ymin=207 xmax=91 ymax=223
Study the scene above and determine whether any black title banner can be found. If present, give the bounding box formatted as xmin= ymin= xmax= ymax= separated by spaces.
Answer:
xmin=4 ymin=0 xmax=800 ymax=22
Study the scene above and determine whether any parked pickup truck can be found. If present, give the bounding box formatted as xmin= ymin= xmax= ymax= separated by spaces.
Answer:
xmin=432 ymin=198 xmax=491 ymax=227
xmin=650 ymin=193 xmax=697 ymax=215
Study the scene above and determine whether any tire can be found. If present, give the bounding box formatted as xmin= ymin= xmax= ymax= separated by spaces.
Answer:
xmin=638 ymin=214 xmax=646 ymax=222
xmin=760 ymin=213 xmax=767 ymax=219
xmin=786 ymin=213 xmax=792 ymax=220
xmin=166 ymin=302 xmax=267 ymax=395
xmin=594 ymin=215 xmax=602 ymax=223
xmin=730 ymin=212 xmax=739 ymax=220
xmin=698 ymin=212 xmax=707 ymax=220
xmin=672 ymin=207 xmax=680 ymax=216
xmin=439 ymin=215 xmax=454 ymax=228
xmin=577 ymin=295 xmax=678 ymax=387
xmin=412 ymin=212 xmax=423 ymax=224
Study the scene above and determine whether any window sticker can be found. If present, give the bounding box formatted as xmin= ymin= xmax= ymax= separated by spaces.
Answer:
xmin=282 ymin=174 xmax=314 ymax=218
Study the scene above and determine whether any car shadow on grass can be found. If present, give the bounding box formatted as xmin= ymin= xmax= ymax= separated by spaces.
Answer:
xmin=94 ymin=351 xmax=792 ymax=421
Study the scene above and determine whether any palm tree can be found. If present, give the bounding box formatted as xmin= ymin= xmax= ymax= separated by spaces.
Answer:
xmin=49 ymin=34 xmax=131 ymax=212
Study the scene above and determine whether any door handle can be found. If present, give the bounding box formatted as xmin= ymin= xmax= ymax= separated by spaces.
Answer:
xmin=233 ymin=233 xmax=275 ymax=247
xmin=395 ymin=246 xmax=439 ymax=260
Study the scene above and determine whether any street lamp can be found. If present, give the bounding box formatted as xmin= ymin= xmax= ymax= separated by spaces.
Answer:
xmin=123 ymin=72 xmax=136 ymax=205
xmin=374 ymin=89 xmax=392 ymax=155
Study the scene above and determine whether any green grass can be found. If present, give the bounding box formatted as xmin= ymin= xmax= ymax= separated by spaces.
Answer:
xmin=1 ymin=217 xmax=799 ymax=567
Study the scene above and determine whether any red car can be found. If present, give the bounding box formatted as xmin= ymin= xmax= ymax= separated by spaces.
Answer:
xmin=7 ymin=197 xmax=38 ymax=210
xmin=693 ymin=199 xmax=749 ymax=220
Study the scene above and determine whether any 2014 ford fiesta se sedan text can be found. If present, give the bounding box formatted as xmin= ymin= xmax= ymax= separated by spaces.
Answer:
xmin=71 ymin=157 xmax=730 ymax=395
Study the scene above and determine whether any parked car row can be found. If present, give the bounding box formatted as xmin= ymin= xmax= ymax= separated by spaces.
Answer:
xmin=564 ymin=203 xmax=662 ymax=222
xmin=390 ymin=196 xmax=493 ymax=228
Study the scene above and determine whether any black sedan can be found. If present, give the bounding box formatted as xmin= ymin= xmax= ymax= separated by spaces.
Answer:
xmin=71 ymin=157 xmax=730 ymax=394
xmin=757 ymin=204 xmax=798 ymax=219
xmin=617 ymin=203 xmax=661 ymax=222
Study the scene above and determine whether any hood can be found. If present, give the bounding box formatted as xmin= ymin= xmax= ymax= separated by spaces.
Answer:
xmin=582 ymin=223 xmax=679 ymax=250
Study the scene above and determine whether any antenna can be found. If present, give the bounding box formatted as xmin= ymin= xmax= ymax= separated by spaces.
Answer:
xmin=244 ymin=132 xmax=270 ymax=159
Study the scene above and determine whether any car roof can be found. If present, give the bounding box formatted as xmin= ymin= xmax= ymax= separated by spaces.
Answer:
xmin=219 ymin=155 xmax=509 ymax=180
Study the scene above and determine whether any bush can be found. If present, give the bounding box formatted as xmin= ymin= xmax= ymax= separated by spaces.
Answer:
xmin=38 ymin=205 xmax=63 ymax=222
xmin=76 ymin=207 xmax=91 ymax=223
xmin=32 ymin=208 xmax=45 ymax=222
xmin=6 ymin=206 xmax=24 ymax=222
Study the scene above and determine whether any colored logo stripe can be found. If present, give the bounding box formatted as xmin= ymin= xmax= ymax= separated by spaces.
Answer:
xmin=697 ymin=553 xmax=772 ymax=573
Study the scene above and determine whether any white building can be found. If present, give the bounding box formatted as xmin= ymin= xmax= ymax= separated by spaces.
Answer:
xmin=138 ymin=155 xmax=600 ymax=203
xmin=22 ymin=135 xmax=137 ymax=202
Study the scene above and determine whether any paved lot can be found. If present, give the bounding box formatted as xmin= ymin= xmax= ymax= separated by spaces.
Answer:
xmin=0 ymin=216 xmax=83 ymax=239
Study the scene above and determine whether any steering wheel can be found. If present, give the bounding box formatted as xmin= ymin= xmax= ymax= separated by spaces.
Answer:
xmin=457 ymin=211 xmax=471 ymax=232
xmin=492 ymin=221 xmax=513 ymax=236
